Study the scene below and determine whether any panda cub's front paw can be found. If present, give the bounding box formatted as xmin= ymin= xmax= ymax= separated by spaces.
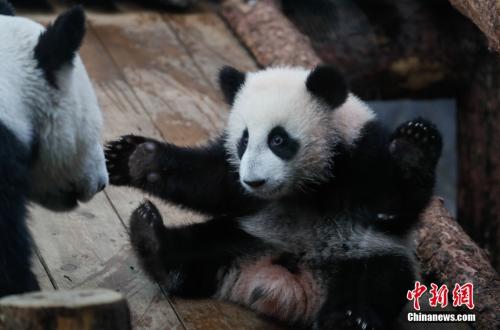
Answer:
xmin=389 ymin=118 xmax=442 ymax=172
xmin=105 ymin=135 xmax=166 ymax=188
xmin=127 ymin=141 xmax=166 ymax=187
xmin=105 ymin=135 xmax=147 ymax=186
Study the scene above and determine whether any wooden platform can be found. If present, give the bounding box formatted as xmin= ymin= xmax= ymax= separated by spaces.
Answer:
xmin=25 ymin=4 xmax=282 ymax=329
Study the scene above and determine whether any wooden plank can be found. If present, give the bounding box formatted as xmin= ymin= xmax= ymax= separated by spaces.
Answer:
xmin=30 ymin=195 xmax=183 ymax=330
xmin=89 ymin=11 xmax=279 ymax=330
xmin=89 ymin=13 xmax=227 ymax=146
xmin=163 ymin=7 xmax=257 ymax=88
xmin=26 ymin=14 xmax=185 ymax=330
xmin=31 ymin=251 xmax=55 ymax=291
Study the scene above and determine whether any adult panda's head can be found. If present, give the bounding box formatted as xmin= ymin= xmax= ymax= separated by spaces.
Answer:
xmin=0 ymin=5 xmax=108 ymax=211
xmin=220 ymin=65 xmax=375 ymax=199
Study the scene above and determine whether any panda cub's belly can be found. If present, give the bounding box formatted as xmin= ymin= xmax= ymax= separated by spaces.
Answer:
xmin=216 ymin=255 xmax=325 ymax=323
xmin=239 ymin=204 xmax=409 ymax=260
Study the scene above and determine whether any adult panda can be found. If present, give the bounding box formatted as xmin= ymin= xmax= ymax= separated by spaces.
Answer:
xmin=0 ymin=2 xmax=107 ymax=296
xmin=106 ymin=65 xmax=442 ymax=329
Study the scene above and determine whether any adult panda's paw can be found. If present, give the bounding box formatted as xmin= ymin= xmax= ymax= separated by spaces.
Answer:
xmin=105 ymin=135 xmax=148 ymax=186
xmin=389 ymin=118 xmax=442 ymax=174
xmin=129 ymin=200 xmax=166 ymax=280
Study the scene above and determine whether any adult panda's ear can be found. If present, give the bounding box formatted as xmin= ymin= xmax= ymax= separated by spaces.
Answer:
xmin=306 ymin=65 xmax=348 ymax=110
xmin=0 ymin=0 xmax=15 ymax=16
xmin=34 ymin=6 xmax=86 ymax=87
xmin=218 ymin=66 xmax=246 ymax=105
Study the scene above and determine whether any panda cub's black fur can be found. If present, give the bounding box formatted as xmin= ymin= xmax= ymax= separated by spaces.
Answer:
xmin=106 ymin=65 xmax=442 ymax=329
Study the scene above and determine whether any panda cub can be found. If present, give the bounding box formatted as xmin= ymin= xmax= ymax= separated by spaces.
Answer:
xmin=106 ymin=65 xmax=442 ymax=329
xmin=0 ymin=3 xmax=107 ymax=296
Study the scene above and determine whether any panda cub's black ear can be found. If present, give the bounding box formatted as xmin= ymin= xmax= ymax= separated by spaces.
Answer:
xmin=34 ymin=6 xmax=86 ymax=87
xmin=306 ymin=65 xmax=348 ymax=110
xmin=218 ymin=66 xmax=246 ymax=105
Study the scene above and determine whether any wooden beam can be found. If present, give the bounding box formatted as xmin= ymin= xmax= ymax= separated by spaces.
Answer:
xmin=456 ymin=53 xmax=500 ymax=271
xmin=220 ymin=0 xmax=321 ymax=68
xmin=448 ymin=0 xmax=500 ymax=53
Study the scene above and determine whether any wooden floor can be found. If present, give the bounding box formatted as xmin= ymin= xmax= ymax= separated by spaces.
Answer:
xmin=26 ymin=4 xmax=282 ymax=329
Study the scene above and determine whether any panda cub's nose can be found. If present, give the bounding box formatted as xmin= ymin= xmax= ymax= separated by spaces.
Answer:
xmin=244 ymin=179 xmax=266 ymax=188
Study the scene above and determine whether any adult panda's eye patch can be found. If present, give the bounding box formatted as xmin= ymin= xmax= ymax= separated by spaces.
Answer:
xmin=268 ymin=126 xmax=299 ymax=160
xmin=237 ymin=129 xmax=249 ymax=159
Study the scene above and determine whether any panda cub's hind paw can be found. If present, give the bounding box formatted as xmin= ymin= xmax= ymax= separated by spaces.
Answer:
xmin=389 ymin=118 xmax=442 ymax=171
xmin=105 ymin=135 xmax=147 ymax=186
xmin=130 ymin=200 xmax=164 ymax=257
xmin=314 ymin=309 xmax=381 ymax=330
xmin=130 ymin=200 xmax=169 ymax=282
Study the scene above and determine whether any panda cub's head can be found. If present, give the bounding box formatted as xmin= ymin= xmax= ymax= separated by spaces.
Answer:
xmin=0 ymin=5 xmax=107 ymax=210
xmin=220 ymin=65 xmax=375 ymax=199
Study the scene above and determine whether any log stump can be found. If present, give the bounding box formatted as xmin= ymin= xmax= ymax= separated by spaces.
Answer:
xmin=0 ymin=289 xmax=131 ymax=330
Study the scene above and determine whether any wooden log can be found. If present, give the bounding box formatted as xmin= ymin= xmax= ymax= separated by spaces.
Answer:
xmin=220 ymin=0 xmax=321 ymax=68
xmin=416 ymin=198 xmax=500 ymax=330
xmin=456 ymin=52 xmax=500 ymax=272
xmin=0 ymin=289 xmax=131 ymax=330
xmin=448 ymin=0 xmax=500 ymax=53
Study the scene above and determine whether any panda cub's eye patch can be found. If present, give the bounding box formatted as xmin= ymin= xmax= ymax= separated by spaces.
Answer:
xmin=268 ymin=126 xmax=299 ymax=160
xmin=237 ymin=129 xmax=249 ymax=159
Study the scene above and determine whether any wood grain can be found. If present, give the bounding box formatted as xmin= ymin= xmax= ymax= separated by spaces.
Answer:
xmin=164 ymin=8 xmax=257 ymax=87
